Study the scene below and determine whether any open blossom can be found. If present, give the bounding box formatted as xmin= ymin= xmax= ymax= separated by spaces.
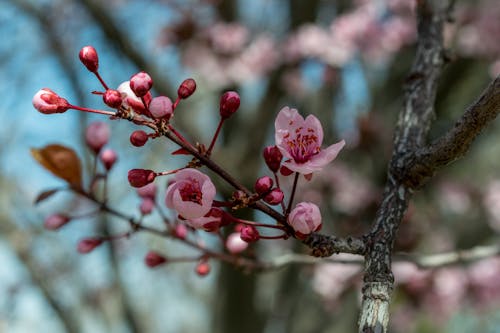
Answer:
xmin=275 ymin=107 xmax=345 ymax=174
xmin=165 ymin=168 xmax=216 ymax=219
xmin=288 ymin=202 xmax=322 ymax=238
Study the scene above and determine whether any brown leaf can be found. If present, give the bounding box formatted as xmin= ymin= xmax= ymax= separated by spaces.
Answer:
xmin=34 ymin=188 xmax=60 ymax=205
xmin=31 ymin=144 xmax=83 ymax=189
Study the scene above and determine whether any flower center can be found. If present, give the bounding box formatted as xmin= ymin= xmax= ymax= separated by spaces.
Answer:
xmin=179 ymin=179 xmax=203 ymax=204
xmin=284 ymin=126 xmax=320 ymax=163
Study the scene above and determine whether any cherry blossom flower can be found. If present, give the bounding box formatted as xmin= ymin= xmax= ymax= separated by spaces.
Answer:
xmin=288 ymin=202 xmax=322 ymax=238
xmin=275 ymin=107 xmax=345 ymax=174
xmin=165 ymin=168 xmax=216 ymax=219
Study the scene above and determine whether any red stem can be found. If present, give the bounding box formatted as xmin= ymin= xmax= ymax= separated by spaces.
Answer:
xmin=207 ymin=118 xmax=225 ymax=155
xmin=93 ymin=71 xmax=109 ymax=90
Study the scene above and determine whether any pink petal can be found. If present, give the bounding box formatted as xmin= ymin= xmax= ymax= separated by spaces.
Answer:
xmin=303 ymin=114 xmax=323 ymax=145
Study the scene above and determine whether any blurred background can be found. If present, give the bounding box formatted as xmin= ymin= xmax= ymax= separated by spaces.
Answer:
xmin=1 ymin=0 xmax=500 ymax=332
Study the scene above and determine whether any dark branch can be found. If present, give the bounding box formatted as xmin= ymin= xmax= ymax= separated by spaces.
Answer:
xmin=402 ymin=76 xmax=500 ymax=188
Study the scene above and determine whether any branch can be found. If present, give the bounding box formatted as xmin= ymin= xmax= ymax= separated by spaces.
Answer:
xmin=255 ymin=242 xmax=500 ymax=270
xmin=402 ymin=76 xmax=500 ymax=188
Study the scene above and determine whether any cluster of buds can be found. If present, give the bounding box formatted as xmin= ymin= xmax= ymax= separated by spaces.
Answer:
xmin=32 ymin=45 xmax=345 ymax=275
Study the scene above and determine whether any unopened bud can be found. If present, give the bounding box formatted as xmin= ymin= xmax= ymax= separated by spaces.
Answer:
xmin=77 ymin=237 xmax=103 ymax=254
xmin=174 ymin=224 xmax=188 ymax=239
xmin=145 ymin=251 xmax=167 ymax=267
xmin=85 ymin=122 xmax=110 ymax=153
xmin=196 ymin=261 xmax=211 ymax=276
xmin=177 ymin=78 xmax=196 ymax=99
xmin=32 ymin=88 xmax=70 ymax=114
xmin=140 ymin=198 xmax=155 ymax=215
xmin=219 ymin=91 xmax=240 ymax=119
xmin=130 ymin=130 xmax=149 ymax=147
xmin=128 ymin=169 xmax=156 ymax=188
xmin=264 ymin=188 xmax=284 ymax=205
xmin=226 ymin=232 xmax=248 ymax=254
xmin=44 ymin=214 xmax=70 ymax=230
xmin=79 ymin=46 xmax=99 ymax=72
xmin=129 ymin=71 xmax=153 ymax=97
xmin=103 ymin=89 xmax=122 ymax=108
xmin=254 ymin=176 xmax=273 ymax=195
xmin=136 ymin=182 xmax=157 ymax=200
xmin=100 ymin=148 xmax=118 ymax=170
xmin=263 ymin=146 xmax=283 ymax=173
xmin=240 ymin=225 xmax=260 ymax=243
xmin=149 ymin=96 xmax=173 ymax=119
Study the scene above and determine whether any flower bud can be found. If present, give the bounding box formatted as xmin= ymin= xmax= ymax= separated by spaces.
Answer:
xmin=77 ymin=237 xmax=103 ymax=254
xmin=44 ymin=214 xmax=70 ymax=230
xmin=129 ymin=71 xmax=153 ymax=97
xmin=254 ymin=176 xmax=273 ymax=195
xmin=263 ymin=145 xmax=283 ymax=173
xmin=219 ymin=91 xmax=240 ymax=119
xmin=85 ymin=122 xmax=110 ymax=153
xmin=140 ymin=198 xmax=155 ymax=215
xmin=103 ymin=89 xmax=122 ymax=108
xmin=32 ymin=88 xmax=70 ymax=114
xmin=263 ymin=188 xmax=284 ymax=205
xmin=100 ymin=148 xmax=118 ymax=170
xmin=128 ymin=169 xmax=156 ymax=188
xmin=177 ymin=78 xmax=196 ymax=99
xmin=174 ymin=224 xmax=188 ymax=239
xmin=240 ymin=225 xmax=260 ymax=243
xmin=196 ymin=260 xmax=211 ymax=276
xmin=145 ymin=251 xmax=167 ymax=267
xmin=149 ymin=96 xmax=173 ymax=119
xmin=288 ymin=202 xmax=322 ymax=239
xmin=79 ymin=46 xmax=99 ymax=72
xmin=226 ymin=232 xmax=248 ymax=254
xmin=130 ymin=130 xmax=149 ymax=147
xmin=136 ymin=182 xmax=157 ymax=200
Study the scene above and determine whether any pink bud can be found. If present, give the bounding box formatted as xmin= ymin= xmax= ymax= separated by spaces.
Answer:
xmin=174 ymin=224 xmax=188 ymax=239
xmin=226 ymin=232 xmax=248 ymax=254
xmin=130 ymin=130 xmax=149 ymax=147
xmin=77 ymin=237 xmax=103 ymax=254
xmin=219 ymin=91 xmax=240 ymax=119
xmin=145 ymin=251 xmax=167 ymax=267
xmin=85 ymin=122 xmax=110 ymax=153
xmin=240 ymin=225 xmax=259 ymax=243
xmin=254 ymin=176 xmax=273 ymax=195
xmin=128 ymin=169 xmax=156 ymax=188
xmin=288 ymin=202 xmax=322 ymax=239
xmin=129 ymin=71 xmax=153 ymax=97
xmin=79 ymin=46 xmax=99 ymax=72
xmin=100 ymin=148 xmax=118 ymax=170
xmin=44 ymin=214 xmax=70 ymax=230
xmin=263 ymin=145 xmax=283 ymax=173
xmin=136 ymin=182 xmax=157 ymax=199
xmin=177 ymin=78 xmax=197 ymax=99
xmin=263 ymin=188 xmax=284 ymax=205
xmin=196 ymin=261 xmax=211 ymax=276
xmin=149 ymin=96 xmax=173 ymax=119
xmin=32 ymin=88 xmax=70 ymax=114
xmin=140 ymin=198 xmax=155 ymax=215
xmin=103 ymin=89 xmax=122 ymax=108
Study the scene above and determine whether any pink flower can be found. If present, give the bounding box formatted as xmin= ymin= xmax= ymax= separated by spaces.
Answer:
xmin=165 ymin=168 xmax=216 ymax=219
xmin=32 ymin=88 xmax=70 ymax=114
xmin=275 ymin=107 xmax=345 ymax=174
xmin=185 ymin=208 xmax=222 ymax=231
xmin=288 ymin=202 xmax=322 ymax=238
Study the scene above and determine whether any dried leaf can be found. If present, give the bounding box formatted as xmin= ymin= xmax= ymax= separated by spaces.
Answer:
xmin=34 ymin=188 xmax=60 ymax=205
xmin=31 ymin=144 xmax=83 ymax=189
